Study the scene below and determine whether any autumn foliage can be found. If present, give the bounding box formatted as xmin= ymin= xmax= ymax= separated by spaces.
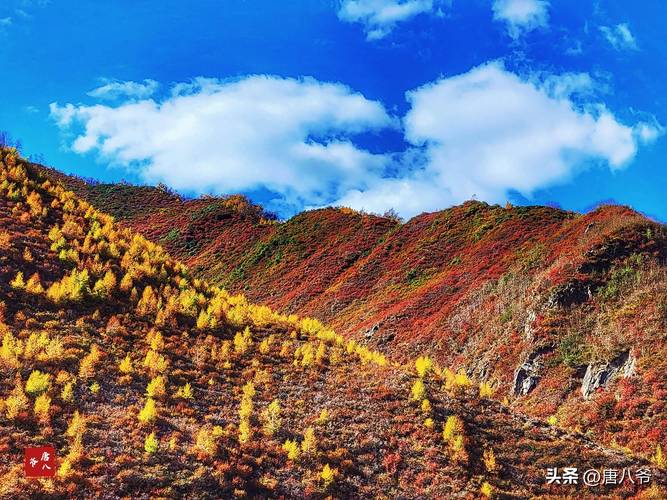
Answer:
xmin=0 ymin=148 xmax=664 ymax=498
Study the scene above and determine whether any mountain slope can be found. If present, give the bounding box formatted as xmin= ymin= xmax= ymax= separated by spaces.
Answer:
xmin=8 ymin=149 xmax=666 ymax=497
xmin=41 ymin=162 xmax=667 ymax=462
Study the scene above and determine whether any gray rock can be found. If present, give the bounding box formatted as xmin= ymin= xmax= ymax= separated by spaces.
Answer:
xmin=524 ymin=309 xmax=537 ymax=341
xmin=546 ymin=281 xmax=593 ymax=309
xmin=364 ymin=323 xmax=380 ymax=340
xmin=513 ymin=346 xmax=551 ymax=396
xmin=581 ymin=351 xmax=636 ymax=399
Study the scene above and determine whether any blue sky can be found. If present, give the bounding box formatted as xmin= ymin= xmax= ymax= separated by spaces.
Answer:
xmin=0 ymin=0 xmax=665 ymax=220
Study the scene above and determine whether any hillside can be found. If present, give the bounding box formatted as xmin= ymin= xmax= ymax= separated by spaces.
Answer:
xmin=7 ymin=149 xmax=667 ymax=497
xmin=1 ymin=152 xmax=664 ymax=498
xmin=39 ymin=160 xmax=667 ymax=464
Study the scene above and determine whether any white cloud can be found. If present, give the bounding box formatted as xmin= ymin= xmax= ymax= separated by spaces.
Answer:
xmin=334 ymin=62 xmax=661 ymax=217
xmin=492 ymin=0 xmax=549 ymax=39
xmin=51 ymin=76 xmax=394 ymax=211
xmin=0 ymin=1 xmax=50 ymax=30
xmin=538 ymin=72 xmax=595 ymax=99
xmin=635 ymin=120 xmax=664 ymax=144
xmin=87 ymin=79 xmax=159 ymax=101
xmin=51 ymin=68 xmax=661 ymax=219
xmin=338 ymin=0 xmax=439 ymax=40
xmin=600 ymin=23 xmax=638 ymax=51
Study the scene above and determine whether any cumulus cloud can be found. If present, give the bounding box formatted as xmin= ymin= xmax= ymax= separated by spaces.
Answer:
xmin=51 ymin=76 xmax=394 ymax=211
xmin=51 ymin=68 xmax=661 ymax=219
xmin=600 ymin=23 xmax=638 ymax=51
xmin=87 ymin=79 xmax=159 ymax=101
xmin=492 ymin=0 xmax=549 ymax=39
xmin=334 ymin=62 xmax=661 ymax=217
xmin=338 ymin=0 xmax=440 ymax=40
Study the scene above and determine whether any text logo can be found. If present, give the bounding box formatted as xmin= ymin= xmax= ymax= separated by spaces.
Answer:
xmin=24 ymin=446 xmax=56 ymax=478
xmin=546 ymin=466 xmax=651 ymax=487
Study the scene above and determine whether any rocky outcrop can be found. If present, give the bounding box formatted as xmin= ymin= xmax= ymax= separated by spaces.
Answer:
xmin=546 ymin=281 xmax=593 ymax=309
xmin=513 ymin=346 xmax=552 ymax=396
xmin=364 ymin=323 xmax=380 ymax=340
xmin=581 ymin=351 xmax=636 ymax=399
xmin=524 ymin=309 xmax=538 ymax=341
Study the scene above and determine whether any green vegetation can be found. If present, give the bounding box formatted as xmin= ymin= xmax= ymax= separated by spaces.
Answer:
xmin=558 ymin=332 xmax=590 ymax=368
xmin=161 ymin=228 xmax=180 ymax=242
xmin=599 ymin=256 xmax=641 ymax=301
xmin=226 ymin=232 xmax=298 ymax=284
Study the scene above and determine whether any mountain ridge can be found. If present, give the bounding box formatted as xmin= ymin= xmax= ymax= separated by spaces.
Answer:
xmin=29 ymin=157 xmax=667 ymax=464
xmin=5 ymin=147 xmax=666 ymax=497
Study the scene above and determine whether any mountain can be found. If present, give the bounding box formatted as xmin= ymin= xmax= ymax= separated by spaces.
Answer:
xmin=41 ymin=160 xmax=667 ymax=464
xmin=2 ymin=150 xmax=661 ymax=497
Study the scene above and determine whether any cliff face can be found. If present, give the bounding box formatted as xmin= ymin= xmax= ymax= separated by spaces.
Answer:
xmin=36 ymin=160 xmax=667 ymax=459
